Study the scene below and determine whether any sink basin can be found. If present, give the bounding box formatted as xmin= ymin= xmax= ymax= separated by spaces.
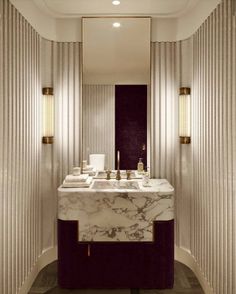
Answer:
xmin=92 ymin=180 xmax=140 ymax=190
xmin=94 ymin=170 xmax=141 ymax=179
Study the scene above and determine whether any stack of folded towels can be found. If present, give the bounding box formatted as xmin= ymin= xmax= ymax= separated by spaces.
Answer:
xmin=62 ymin=173 xmax=92 ymax=188
xmin=82 ymin=165 xmax=96 ymax=176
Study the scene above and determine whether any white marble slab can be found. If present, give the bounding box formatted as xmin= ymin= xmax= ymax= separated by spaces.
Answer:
xmin=58 ymin=179 xmax=174 ymax=242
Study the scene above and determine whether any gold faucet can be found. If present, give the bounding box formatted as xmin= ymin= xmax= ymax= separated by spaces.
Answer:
xmin=116 ymin=150 xmax=121 ymax=180
xmin=106 ymin=169 xmax=111 ymax=180
xmin=80 ymin=161 xmax=83 ymax=174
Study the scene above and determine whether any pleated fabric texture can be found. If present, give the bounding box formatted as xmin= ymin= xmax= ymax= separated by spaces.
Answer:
xmin=53 ymin=42 xmax=82 ymax=184
xmin=82 ymin=85 xmax=115 ymax=169
xmin=0 ymin=1 xmax=42 ymax=294
xmin=191 ymin=0 xmax=236 ymax=293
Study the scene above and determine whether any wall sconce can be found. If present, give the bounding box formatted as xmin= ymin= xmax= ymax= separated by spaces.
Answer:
xmin=179 ymin=87 xmax=191 ymax=144
xmin=42 ymin=87 xmax=54 ymax=144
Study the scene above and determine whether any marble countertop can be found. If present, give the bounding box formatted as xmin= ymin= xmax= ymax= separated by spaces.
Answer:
xmin=58 ymin=178 xmax=174 ymax=195
xmin=58 ymin=178 xmax=174 ymax=242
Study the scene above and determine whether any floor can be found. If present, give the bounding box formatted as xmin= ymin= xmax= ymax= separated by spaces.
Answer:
xmin=29 ymin=261 xmax=204 ymax=294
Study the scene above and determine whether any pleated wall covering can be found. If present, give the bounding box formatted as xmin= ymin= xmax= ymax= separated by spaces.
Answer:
xmin=151 ymin=42 xmax=180 ymax=183
xmin=82 ymin=85 xmax=115 ymax=169
xmin=151 ymin=40 xmax=193 ymax=255
xmin=53 ymin=42 xmax=82 ymax=184
xmin=191 ymin=0 xmax=236 ymax=293
xmin=0 ymin=1 xmax=42 ymax=294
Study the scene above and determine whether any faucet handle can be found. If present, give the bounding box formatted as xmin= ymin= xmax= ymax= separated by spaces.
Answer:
xmin=106 ymin=169 xmax=111 ymax=180
xmin=126 ymin=170 xmax=131 ymax=180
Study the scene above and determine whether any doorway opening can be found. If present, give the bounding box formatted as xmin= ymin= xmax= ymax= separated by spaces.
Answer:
xmin=115 ymin=85 xmax=147 ymax=170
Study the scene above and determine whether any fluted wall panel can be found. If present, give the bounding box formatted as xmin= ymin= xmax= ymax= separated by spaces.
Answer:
xmin=151 ymin=40 xmax=193 ymax=254
xmin=82 ymin=85 xmax=115 ymax=169
xmin=151 ymin=42 xmax=180 ymax=183
xmin=191 ymin=0 xmax=236 ymax=293
xmin=0 ymin=1 xmax=41 ymax=294
xmin=53 ymin=42 xmax=82 ymax=184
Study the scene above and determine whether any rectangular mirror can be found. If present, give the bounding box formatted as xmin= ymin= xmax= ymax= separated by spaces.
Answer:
xmin=82 ymin=17 xmax=151 ymax=170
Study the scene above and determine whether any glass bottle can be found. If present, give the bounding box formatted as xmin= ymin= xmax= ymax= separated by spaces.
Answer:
xmin=137 ymin=158 xmax=144 ymax=173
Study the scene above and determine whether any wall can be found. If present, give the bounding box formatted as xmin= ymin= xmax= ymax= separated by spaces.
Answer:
xmin=53 ymin=42 xmax=82 ymax=184
xmin=190 ymin=0 xmax=236 ymax=293
xmin=82 ymin=85 xmax=115 ymax=169
xmin=151 ymin=38 xmax=193 ymax=255
xmin=39 ymin=40 xmax=83 ymax=253
xmin=0 ymin=1 xmax=42 ymax=294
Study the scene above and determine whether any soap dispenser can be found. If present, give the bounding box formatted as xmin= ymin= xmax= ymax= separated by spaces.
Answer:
xmin=137 ymin=158 xmax=144 ymax=174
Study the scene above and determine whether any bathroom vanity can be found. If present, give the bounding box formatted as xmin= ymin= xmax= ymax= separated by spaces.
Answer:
xmin=57 ymin=178 xmax=174 ymax=289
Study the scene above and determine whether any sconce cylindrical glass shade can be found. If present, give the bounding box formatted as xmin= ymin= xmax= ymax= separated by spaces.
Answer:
xmin=179 ymin=87 xmax=191 ymax=144
xmin=42 ymin=87 xmax=54 ymax=144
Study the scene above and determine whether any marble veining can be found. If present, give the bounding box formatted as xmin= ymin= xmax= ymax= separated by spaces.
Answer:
xmin=58 ymin=179 xmax=174 ymax=242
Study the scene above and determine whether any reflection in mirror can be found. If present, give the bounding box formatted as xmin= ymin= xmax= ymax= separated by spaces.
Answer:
xmin=82 ymin=17 xmax=150 ymax=170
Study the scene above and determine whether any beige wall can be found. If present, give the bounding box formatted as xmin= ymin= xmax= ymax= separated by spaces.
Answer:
xmin=82 ymin=85 xmax=115 ymax=169
xmin=190 ymin=0 xmax=236 ymax=293
xmin=1 ymin=0 xmax=236 ymax=294
xmin=0 ymin=1 xmax=42 ymax=293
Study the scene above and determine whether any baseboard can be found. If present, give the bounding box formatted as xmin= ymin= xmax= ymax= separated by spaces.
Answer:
xmin=175 ymin=246 xmax=214 ymax=294
xmin=18 ymin=246 xmax=57 ymax=294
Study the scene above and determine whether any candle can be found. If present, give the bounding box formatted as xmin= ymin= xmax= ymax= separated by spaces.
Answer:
xmin=117 ymin=150 xmax=120 ymax=170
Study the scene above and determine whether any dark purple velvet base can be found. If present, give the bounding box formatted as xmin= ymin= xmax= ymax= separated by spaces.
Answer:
xmin=58 ymin=219 xmax=174 ymax=289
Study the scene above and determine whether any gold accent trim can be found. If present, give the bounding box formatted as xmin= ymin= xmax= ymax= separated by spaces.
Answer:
xmin=42 ymin=136 xmax=54 ymax=144
xmin=180 ymin=136 xmax=191 ymax=144
xmin=179 ymin=87 xmax=190 ymax=95
xmin=42 ymin=87 xmax=53 ymax=95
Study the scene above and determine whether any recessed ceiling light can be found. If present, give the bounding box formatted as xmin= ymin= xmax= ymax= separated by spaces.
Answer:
xmin=113 ymin=22 xmax=121 ymax=28
xmin=112 ymin=0 xmax=120 ymax=5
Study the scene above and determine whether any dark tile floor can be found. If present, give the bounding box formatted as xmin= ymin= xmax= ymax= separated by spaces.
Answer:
xmin=29 ymin=261 xmax=204 ymax=294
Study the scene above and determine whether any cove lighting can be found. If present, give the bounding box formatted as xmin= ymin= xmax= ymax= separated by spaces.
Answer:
xmin=112 ymin=0 xmax=120 ymax=5
xmin=113 ymin=22 xmax=121 ymax=28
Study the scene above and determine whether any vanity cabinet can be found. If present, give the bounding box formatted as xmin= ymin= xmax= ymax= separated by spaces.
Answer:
xmin=57 ymin=178 xmax=174 ymax=289
xmin=58 ymin=219 xmax=174 ymax=289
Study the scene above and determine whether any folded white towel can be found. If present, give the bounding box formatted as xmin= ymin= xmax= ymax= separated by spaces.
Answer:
xmin=82 ymin=168 xmax=97 ymax=176
xmin=62 ymin=176 xmax=93 ymax=188
xmin=65 ymin=174 xmax=89 ymax=183
xmin=83 ymin=165 xmax=94 ymax=171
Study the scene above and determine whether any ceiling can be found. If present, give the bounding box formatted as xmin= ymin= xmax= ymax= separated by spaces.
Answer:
xmin=10 ymin=0 xmax=221 ymax=41
xmin=33 ymin=0 xmax=199 ymax=18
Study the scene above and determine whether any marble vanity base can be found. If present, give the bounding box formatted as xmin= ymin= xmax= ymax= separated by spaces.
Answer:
xmin=58 ymin=219 xmax=174 ymax=289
